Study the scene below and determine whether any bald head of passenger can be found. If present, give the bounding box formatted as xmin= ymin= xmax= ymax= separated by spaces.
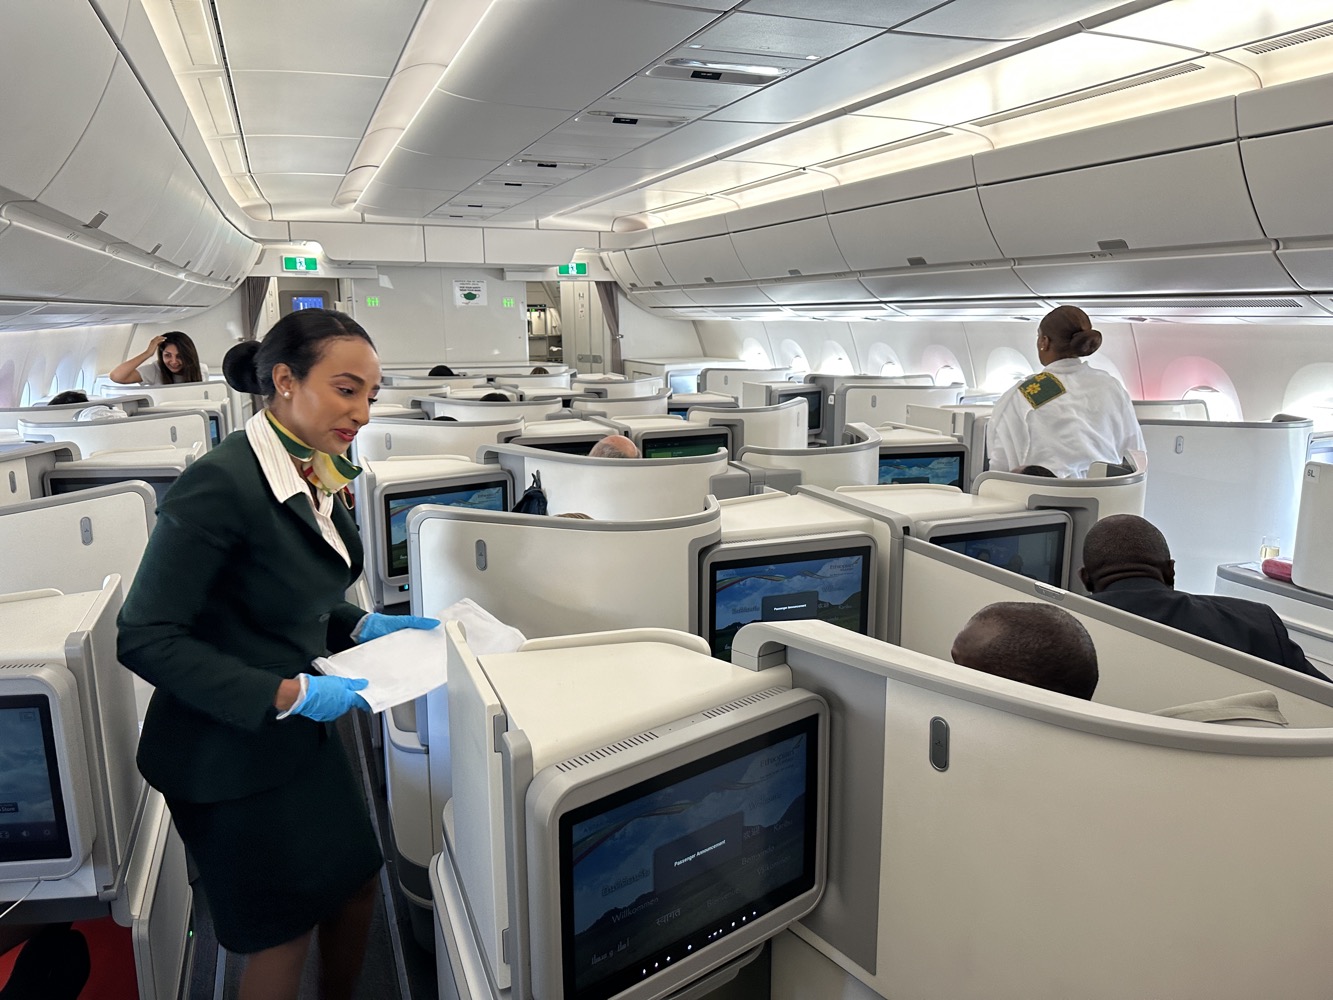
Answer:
xmin=588 ymin=434 xmax=639 ymax=459
xmin=1079 ymin=514 xmax=1174 ymax=593
xmin=951 ymin=602 xmax=1098 ymax=700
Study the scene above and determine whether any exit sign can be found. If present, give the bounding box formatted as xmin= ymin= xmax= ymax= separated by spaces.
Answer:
xmin=282 ymin=256 xmax=319 ymax=272
xmin=557 ymin=262 xmax=587 ymax=276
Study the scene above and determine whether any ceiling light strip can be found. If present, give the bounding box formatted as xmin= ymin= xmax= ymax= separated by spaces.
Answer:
xmin=971 ymin=62 xmax=1206 ymax=128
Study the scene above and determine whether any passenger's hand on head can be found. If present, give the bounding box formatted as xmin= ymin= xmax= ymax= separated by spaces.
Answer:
xmin=355 ymin=612 xmax=441 ymax=643
xmin=290 ymin=674 xmax=370 ymax=721
xmin=149 ymin=334 xmax=166 ymax=350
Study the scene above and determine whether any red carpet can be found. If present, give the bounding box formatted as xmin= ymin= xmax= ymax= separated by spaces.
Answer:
xmin=0 ymin=916 xmax=138 ymax=1000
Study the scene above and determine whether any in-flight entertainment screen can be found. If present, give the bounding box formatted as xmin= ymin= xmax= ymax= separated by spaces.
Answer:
xmin=707 ymin=545 xmax=870 ymax=660
xmin=878 ymin=451 xmax=962 ymax=487
xmin=932 ymin=521 xmax=1067 ymax=587
xmin=559 ymin=714 xmax=819 ymax=1000
xmin=0 ymin=696 xmax=73 ymax=864
xmin=383 ymin=480 xmax=508 ymax=576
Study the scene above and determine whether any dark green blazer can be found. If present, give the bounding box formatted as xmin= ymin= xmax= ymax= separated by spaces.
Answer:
xmin=118 ymin=430 xmax=365 ymax=802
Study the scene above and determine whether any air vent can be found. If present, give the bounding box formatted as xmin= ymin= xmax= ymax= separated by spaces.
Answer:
xmin=1097 ymin=239 xmax=1130 ymax=251
xmin=1245 ymin=23 xmax=1333 ymax=54
xmin=972 ymin=63 xmax=1206 ymax=128
xmin=700 ymin=688 xmax=784 ymax=720
xmin=1073 ymin=296 xmax=1305 ymax=312
xmin=556 ymin=730 xmax=660 ymax=771
xmin=787 ymin=269 xmax=802 ymax=276
xmin=906 ymin=256 xmax=927 ymax=267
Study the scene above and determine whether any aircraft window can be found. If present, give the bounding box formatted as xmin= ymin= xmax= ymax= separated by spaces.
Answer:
xmin=1183 ymin=386 xmax=1240 ymax=422
xmin=880 ymin=361 xmax=903 ymax=377
xmin=788 ymin=355 xmax=810 ymax=374
xmin=19 ymin=383 xmax=32 ymax=407
xmin=935 ymin=364 xmax=964 ymax=387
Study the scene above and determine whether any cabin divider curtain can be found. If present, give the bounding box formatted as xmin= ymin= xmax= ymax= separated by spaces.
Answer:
xmin=596 ymin=281 xmax=622 ymax=374
xmin=242 ymin=277 xmax=270 ymax=340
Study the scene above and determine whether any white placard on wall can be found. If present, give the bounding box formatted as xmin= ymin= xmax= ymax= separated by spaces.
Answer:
xmin=454 ymin=279 xmax=487 ymax=307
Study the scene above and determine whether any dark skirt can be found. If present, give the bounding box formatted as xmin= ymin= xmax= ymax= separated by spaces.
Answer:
xmin=167 ymin=733 xmax=383 ymax=954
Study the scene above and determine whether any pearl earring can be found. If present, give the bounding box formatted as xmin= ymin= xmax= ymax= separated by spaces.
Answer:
xmin=283 ymin=391 xmax=291 ymax=398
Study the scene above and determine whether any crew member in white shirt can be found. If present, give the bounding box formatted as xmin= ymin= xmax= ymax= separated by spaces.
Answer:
xmin=987 ymin=305 xmax=1145 ymax=478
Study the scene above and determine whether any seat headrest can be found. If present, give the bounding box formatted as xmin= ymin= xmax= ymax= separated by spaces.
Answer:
xmin=1153 ymin=690 xmax=1288 ymax=728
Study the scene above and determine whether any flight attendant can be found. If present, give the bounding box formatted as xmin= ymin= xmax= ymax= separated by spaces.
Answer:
xmin=987 ymin=305 xmax=1145 ymax=478
xmin=117 ymin=309 xmax=436 ymax=1000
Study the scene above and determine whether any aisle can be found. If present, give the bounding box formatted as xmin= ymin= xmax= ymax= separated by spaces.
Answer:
xmin=185 ymin=713 xmax=437 ymax=1000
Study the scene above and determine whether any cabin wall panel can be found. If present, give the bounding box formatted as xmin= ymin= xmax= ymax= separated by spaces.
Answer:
xmin=1130 ymin=323 xmax=1333 ymax=423
xmin=618 ymin=297 xmax=702 ymax=360
xmin=693 ymin=320 xmax=773 ymax=366
xmin=347 ymin=266 xmax=526 ymax=365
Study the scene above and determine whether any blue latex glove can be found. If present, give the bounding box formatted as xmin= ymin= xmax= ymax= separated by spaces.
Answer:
xmin=354 ymin=612 xmax=441 ymax=643
xmin=290 ymin=674 xmax=370 ymax=721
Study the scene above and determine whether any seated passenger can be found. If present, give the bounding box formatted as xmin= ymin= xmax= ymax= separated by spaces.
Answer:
xmin=47 ymin=389 xmax=127 ymax=421
xmin=478 ymin=391 xmax=511 ymax=402
xmin=951 ymin=602 xmax=1098 ymax=699
xmin=530 ymin=366 xmax=550 ymax=375
xmin=108 ymin=331 xmax=204 ymax=385
xmin=1081 ymin=515 xmax=1328 ymax=681
xmin=588 ymin=434 xmax=639 ymax=459
xmin=1015 ymin=464 xmax=1057 ymax=477
xmin=429 ymin=364 xmax=457 ymax=377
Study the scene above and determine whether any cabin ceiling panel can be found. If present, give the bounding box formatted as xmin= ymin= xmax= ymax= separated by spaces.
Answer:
xmin=595 ymin=120 xmax=779 ymax=170
xmin=231 ymin=71 xmax=388 ymax=137
xmin=120 ymin=0 xmax=189 ymax=134
xmin=0 ymin=0 xmax=117 ymax=201
xmin=594 ymin=75 xmax=754 ymax=116
xmin=217 ymin=0 xmax=423 ymax=76
xmin=356 ymin=184 xmax=455 ymax=218
xmin=685 ymin=10 xmax=882 ymax=59
xmin=424 ymin=225 xmax=485 ymax=263
xmin=655 ymin=160 xmax=793 ymax=195
xmin=396 ymin=94 xmax=572 ymax=159
xmin=545 ymin=167 xmax=698 ymax=201
xmin=1091 ymin=0 xmax=1333 ymax=54
xmin=896 ymin=0 xmax=1132 ymax=41
xmin=737 ymin=0 xmax=942 ymax=30
xmin=435 ymin=0 xmax=717 ymax=110
xmin=707 ymin=32 xmax=1003 ymax=124
xmin=246 ymin=136 xmax=360 ymax=176
xmin=251 ymin=174 xmax=344 ymax=212
xmin=379 ymin=151 xmax=495 ymax=191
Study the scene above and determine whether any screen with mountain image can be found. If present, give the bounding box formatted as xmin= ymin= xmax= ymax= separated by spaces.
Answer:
xmin=561 ymin=714 xmax=819 ymax=1000
xmin=383 ymin=480 xmax=508 ymax=577
xmin=878 ymin=451 xmax=962 ymax=487
xmin=707 ymin=544 xmax=871 ymax=659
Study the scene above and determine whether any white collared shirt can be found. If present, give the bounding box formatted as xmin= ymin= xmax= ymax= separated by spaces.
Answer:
xmin=244 ymin=410 xmax=352 ymax=567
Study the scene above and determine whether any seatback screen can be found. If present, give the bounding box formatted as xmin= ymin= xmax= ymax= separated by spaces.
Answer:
xmin=560 ymin=714 xmax=819 ymax=1000
xmin=779 ymin=387 xmax=822 ymax=434
xmin=208 ymin=413 xmax=222 ymax=446
xmin=49 ymin=475 xmax=177 ymax=504
xmin=0 ymin=696 xmax=73 ymax=864
xmin=516 ymin=438 xmax=598 ymax=456
xmin=932 ymin=521 xmax=1067 ymax=587
xmin=641 ymin=433 xmax=729 ymax=459
xmin=878 ymin=452 xmax=963 ymax=487
xmin=707 ymin=545 xmax=870 ymax=660
xmin=384 ymin=480 xmax=508 ymax=576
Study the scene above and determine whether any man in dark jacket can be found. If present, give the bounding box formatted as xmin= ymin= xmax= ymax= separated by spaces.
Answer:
xmin=1081 ymin=515 xmax=1328 ymax=681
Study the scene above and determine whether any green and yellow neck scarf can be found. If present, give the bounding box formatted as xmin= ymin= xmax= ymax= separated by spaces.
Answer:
xmin=264 ymin=410 xmax=362 ymax=497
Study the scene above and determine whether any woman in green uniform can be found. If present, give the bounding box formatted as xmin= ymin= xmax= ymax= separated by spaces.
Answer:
xmin=118 ymin=309 xmax=436 ymax=1000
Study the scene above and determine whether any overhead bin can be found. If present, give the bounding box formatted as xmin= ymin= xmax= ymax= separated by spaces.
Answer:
xmin=979 ymin=145 xmax=1266 ymax=257
xmin=1014 ymin=245 xmax=1301 ymax=297
xmin=1276 ymin=242 xmax=1333 ymax=293
xmin=683 ymin=284 xmax=777 ymax=307
xmin=729 ymin=216 xmax=849 ymax=280
xmin=623 ymin=244 xmax=675 ymax=287
xmin=829 ymin=189 xmax=1002 ymax=270
xmin=626 ymin=289 xmax=696 ymax=309
xmin=657 ymin=233 xmax=749 ymax=285
xmin=860 ymin=261 xmax=1032 ymax=301
xmin=822 ymin=159 xmax=976 ymax=214
xmin=0 ymin=0 xmax=117 ymax=201
xmin=1240 ymin=125 xmax=1333 ymax=241
xmin=602 ymin=250 xmax=643 ymax=288
xmin=40 ymin=60 xmax=177 ymax=250
xmin=759 ymin=277 xmax=878 ymax=306
xmin=725 ymin=192 xmax=828 ymax=230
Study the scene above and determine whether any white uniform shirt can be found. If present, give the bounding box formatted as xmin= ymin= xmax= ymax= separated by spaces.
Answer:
xmin=134 ymin=359 xmax=210 ymax=385
xmin=987 ymin=357 xmax=1145 ymax=478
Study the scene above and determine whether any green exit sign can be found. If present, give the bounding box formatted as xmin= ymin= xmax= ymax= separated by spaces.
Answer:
xmin=366 ymin=296 xmax=381 ymax=307
xmin=557 ymin=262 xmax=587 ymax=276
xmin=282 ymin=256 xmax=319 ymax=272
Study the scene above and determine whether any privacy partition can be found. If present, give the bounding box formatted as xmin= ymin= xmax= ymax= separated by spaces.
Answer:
xmin=731 ymin=619 xmax=1333 ymax=1000
xmin=1140 ymin=417 xmax=1312 ymax=592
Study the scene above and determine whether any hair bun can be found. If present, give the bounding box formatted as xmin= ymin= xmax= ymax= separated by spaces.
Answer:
xmin=223 ymin=340 xmax=263 ymax=394
xmin=1072 ymin=327 xmax=1103 ymax=356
